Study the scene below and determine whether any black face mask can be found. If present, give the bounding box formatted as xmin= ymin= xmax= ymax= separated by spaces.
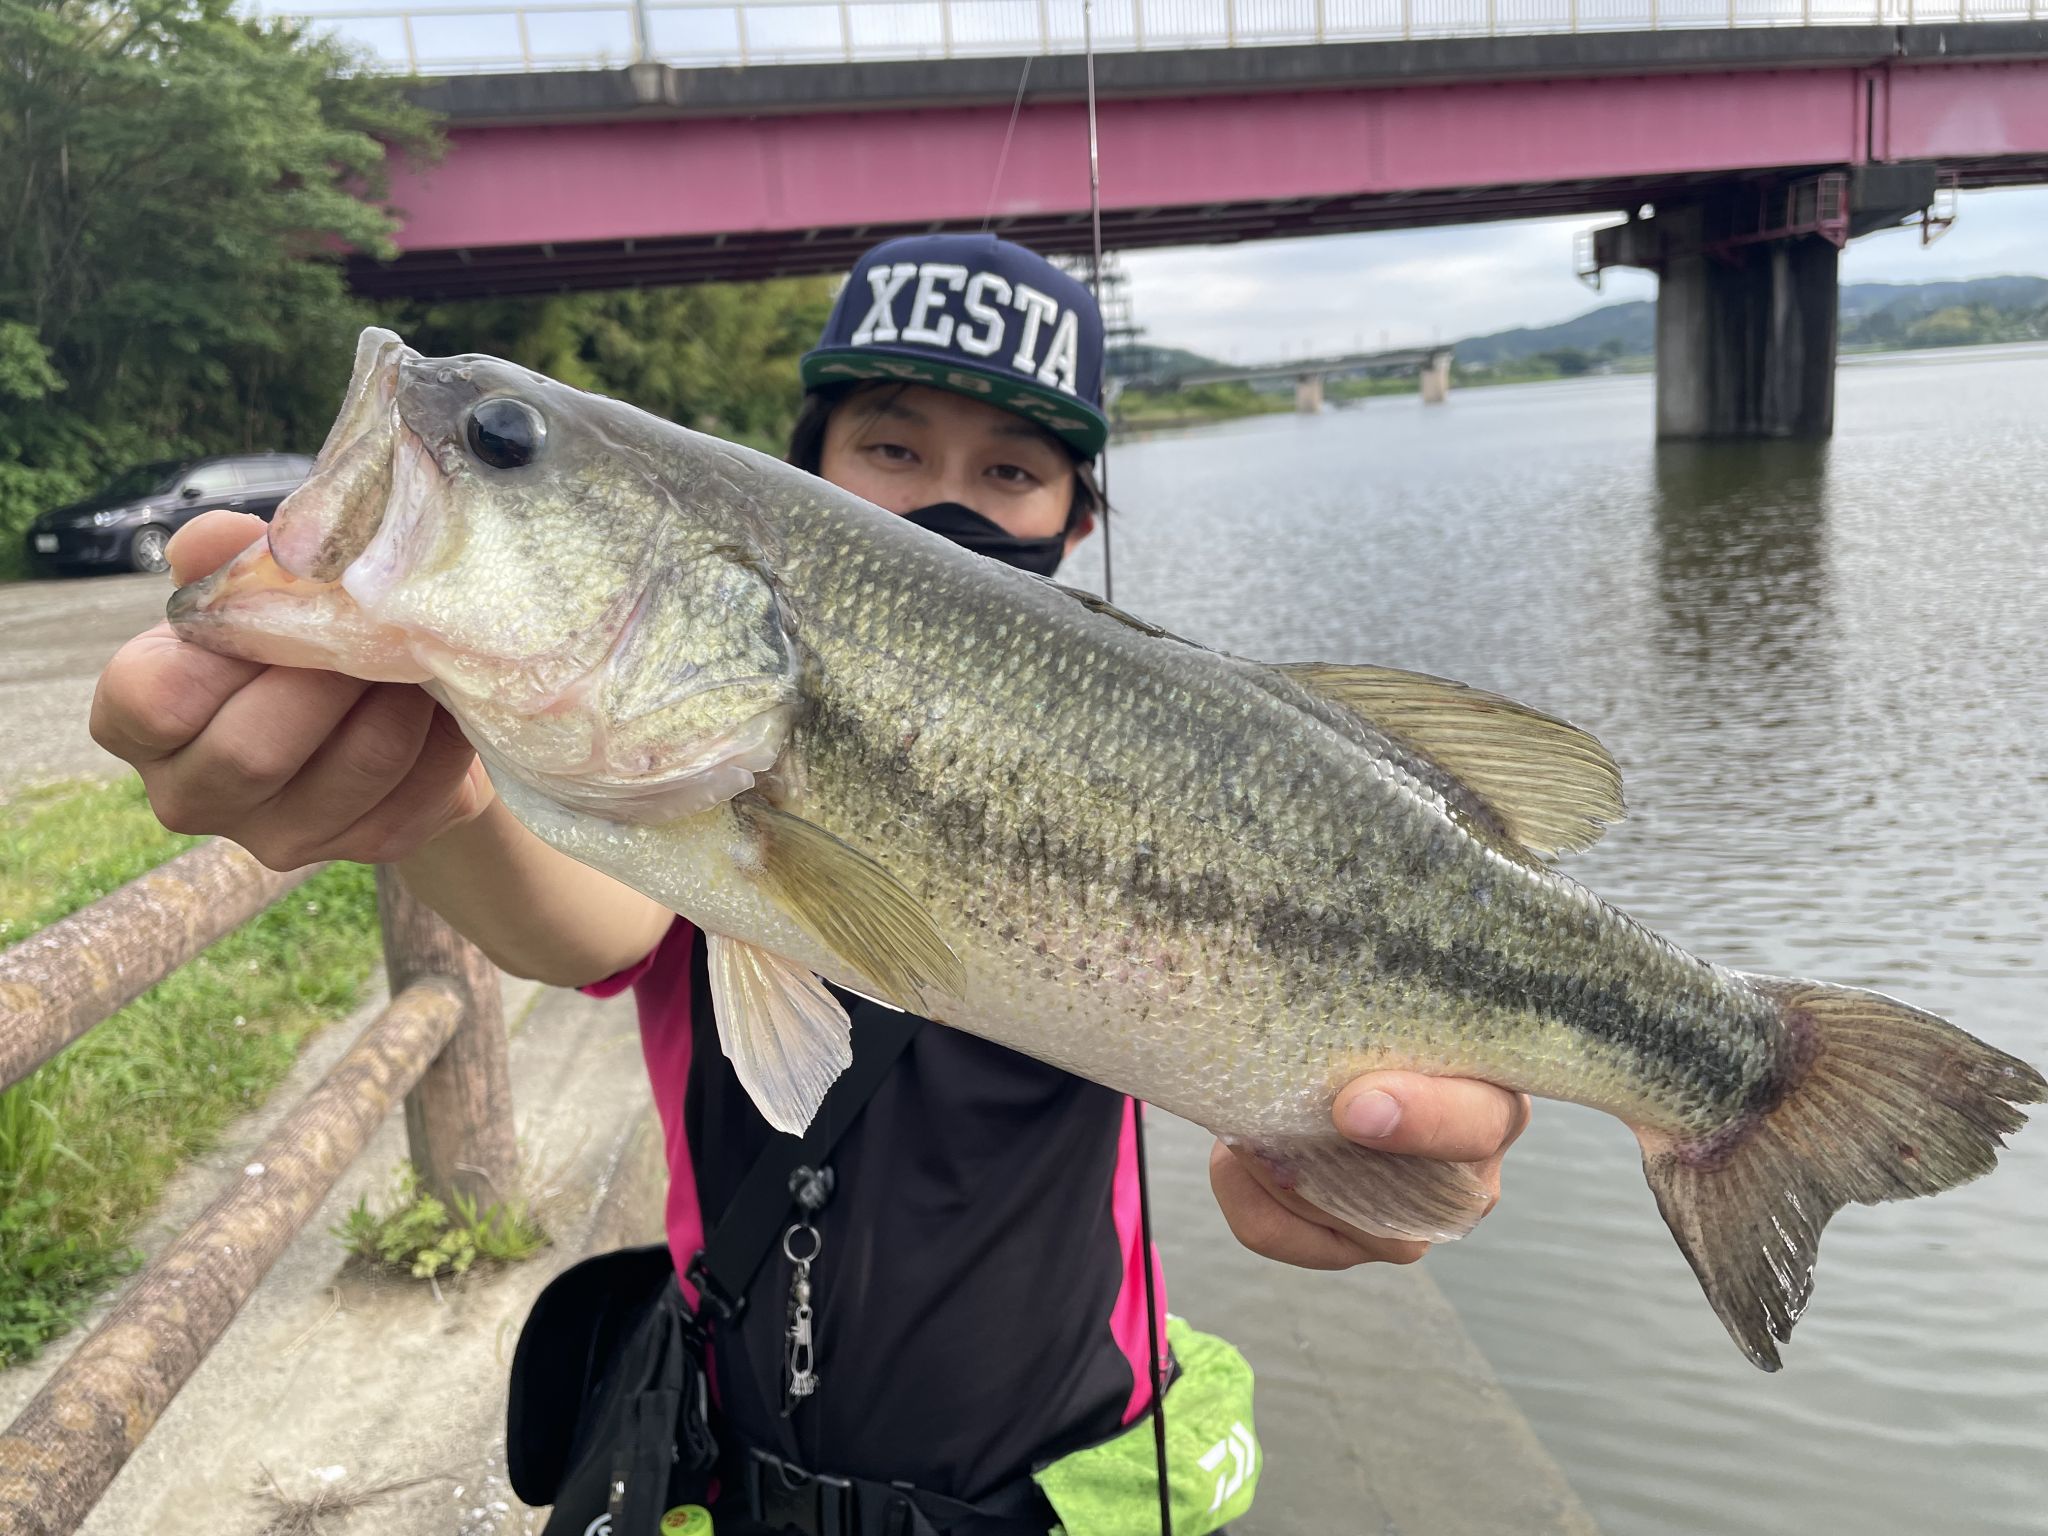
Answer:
xmin=904 ymin=502 xmax=1066 ymax=577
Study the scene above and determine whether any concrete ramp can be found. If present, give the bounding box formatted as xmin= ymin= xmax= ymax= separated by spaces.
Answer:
xmin=1145 ymin=1110 xmax=1598 ymax=1536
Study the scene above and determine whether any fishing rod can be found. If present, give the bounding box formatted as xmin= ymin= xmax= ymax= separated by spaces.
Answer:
xmin=1080 ymin=7 xmax=1170 ymax=1531
xmin=1083 ymin=0 xmax=1116 ymax=612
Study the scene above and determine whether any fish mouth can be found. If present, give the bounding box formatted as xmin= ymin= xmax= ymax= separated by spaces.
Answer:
xmin=166 ymin=325 xmax=438 ymax=683
xmin=165 ymin=525 xmax=431 ymax=682
xmin=267 ymin=327 xmax=420 ymax=582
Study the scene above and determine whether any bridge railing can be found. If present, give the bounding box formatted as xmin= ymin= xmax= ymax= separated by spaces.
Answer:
xmin=252 ymin=0 xmax=2044 ymax=74
xmin=0 ymin=845 xmax=515 ymax=1536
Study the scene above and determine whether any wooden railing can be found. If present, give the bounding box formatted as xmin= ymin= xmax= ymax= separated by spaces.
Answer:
xmin=0 ymin=844 xmax=516 ymax=1536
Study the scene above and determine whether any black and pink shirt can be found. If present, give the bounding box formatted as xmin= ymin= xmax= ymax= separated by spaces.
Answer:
xmin=587 ymin=919 xmax=1167 ymax=1504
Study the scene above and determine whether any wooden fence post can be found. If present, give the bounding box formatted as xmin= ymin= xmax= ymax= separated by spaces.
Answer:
xmin=375 ymin=868 xmax=518 ymax=1210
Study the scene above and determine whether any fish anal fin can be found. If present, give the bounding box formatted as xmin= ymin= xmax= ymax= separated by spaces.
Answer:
xmin=736 ymin=798 xmax=964 ymax=1015
xmin=706 ymin=933 xmax=852 ymax=1136
xmin=1641 ymin=975 xmax=2046 ymax=1371
xmin=1273 ymin=662 xmax=1626 ymax=858
xmin=1235 ymin=1134 xmax=1494 ymax=1245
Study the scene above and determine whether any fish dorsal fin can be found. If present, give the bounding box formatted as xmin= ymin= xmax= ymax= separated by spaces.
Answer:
xmin=736 ymin=798 xmax=964 ymax=1015
xmin=706 ymin=933 xmax=852 ymax=1135
xmin=1272 ymin=663 xmax=1626 ymax=858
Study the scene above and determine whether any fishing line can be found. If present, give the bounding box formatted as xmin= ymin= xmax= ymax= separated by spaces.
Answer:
xmin=981 ymin=56 xmax=1035 ymax=233
xmin=1081 ymin=6 xmax=1165 ymax=1531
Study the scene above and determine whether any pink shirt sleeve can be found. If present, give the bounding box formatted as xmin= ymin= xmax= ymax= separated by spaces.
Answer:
xmin=578 ymin=916 xmax=708 ymax=1303
xmin=580 ymin=945 xmax=662 ymax=999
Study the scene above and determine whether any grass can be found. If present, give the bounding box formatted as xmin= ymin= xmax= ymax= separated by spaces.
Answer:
xmin=332 ymin=1161 xmax=547 ymax=1282
xmin=0 ymin=778 xmax=382 ymax=1366
xmin=1113 ymin=382 xmax=1294 ymax=431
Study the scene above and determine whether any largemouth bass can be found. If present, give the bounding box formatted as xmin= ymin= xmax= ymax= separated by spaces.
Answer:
xmin=170 ymin=329 xmax=2043 ymax=1370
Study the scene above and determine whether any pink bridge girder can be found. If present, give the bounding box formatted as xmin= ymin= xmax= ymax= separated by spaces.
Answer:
xmin=358 ymin=39 xmax=2048 ymax=297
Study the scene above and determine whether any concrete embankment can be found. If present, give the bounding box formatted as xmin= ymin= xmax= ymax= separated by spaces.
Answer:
xmin=1144 ymin=1110 xmax=1597 ymax=1536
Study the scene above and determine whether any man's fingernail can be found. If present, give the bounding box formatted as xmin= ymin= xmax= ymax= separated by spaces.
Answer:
xmin=1342 ymin=1090 xmax=1401 ymax=1140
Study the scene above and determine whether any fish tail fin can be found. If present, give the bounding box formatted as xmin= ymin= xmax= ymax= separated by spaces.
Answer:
xmin=1640 ymin=976 xmax=2045 ymax=1371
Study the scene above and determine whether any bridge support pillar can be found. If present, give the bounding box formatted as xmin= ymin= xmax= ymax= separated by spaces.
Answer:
xmin=1654 ymin=204 xmax=1837 ymax=440
xmin=1295 ymin=374 xmax=1325 ymax=413
xmin=1591 ymin=167 xmax=1936 ymax=441
xmin=1418 ymin=351 xmax=1452 ymax=405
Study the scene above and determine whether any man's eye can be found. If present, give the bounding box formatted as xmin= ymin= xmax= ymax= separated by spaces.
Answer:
xmin=868 ymin=442 xmax=916 ymax=463
xmin=989 ymin=464 xmax=1039 ymax=486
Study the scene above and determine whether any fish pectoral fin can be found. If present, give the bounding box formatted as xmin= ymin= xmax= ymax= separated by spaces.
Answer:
xmin=1271 ymin=662 xmax=1626 ymax=858
xmin=706 ymin=933 xmax=852 ymax=1136
xmin=736 ymin=798 xmax=964 ymax=1015
xmin=1238 ymin=1135 xmax=1494 ymax=1245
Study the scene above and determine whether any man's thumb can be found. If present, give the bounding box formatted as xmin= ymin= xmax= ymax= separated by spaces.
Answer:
xmin=167 ymin=510 xmax=270 ymax=586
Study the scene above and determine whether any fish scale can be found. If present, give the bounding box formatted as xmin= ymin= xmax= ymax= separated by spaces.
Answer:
xmin=168 ymin=328 xmax=2045 ymax=1371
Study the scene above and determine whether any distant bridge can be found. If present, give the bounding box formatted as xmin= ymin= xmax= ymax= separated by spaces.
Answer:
xmin=1115 ymin=346 xmax=1456 ymax=411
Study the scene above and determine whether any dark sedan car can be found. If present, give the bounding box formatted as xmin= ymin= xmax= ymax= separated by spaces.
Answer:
xmin=25 ymin=452 xmax=314 ymax=576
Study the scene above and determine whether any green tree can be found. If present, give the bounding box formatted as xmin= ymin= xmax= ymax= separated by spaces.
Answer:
xmin=0 ymin=0 xmax=435 ymax=573
xmin=384 ymin=279 xmax=838 ymax=454
xmin=1535 ymin=347 xmax=1594 ymax=377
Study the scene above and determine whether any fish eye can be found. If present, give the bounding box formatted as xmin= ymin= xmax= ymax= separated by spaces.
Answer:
xmin=466 ymin=398 xmax=546 ymax=470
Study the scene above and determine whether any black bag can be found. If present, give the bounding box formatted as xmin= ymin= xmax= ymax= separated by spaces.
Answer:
xmin=506 ymin=1007 xmax=924 ymax=1536
xmin=506 ymin=1242 xmax=717 ymax=1535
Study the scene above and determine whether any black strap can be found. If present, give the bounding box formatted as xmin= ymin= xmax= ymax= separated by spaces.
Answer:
xmin=690 ymin=1005 xmax=922 ymax=1319
xmin=746 ymin=1447 xmax=1051 ymax=1536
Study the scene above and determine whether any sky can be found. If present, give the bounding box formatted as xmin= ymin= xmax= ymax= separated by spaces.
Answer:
xmin=1115 ymin=186 xmax=2048 ymax=360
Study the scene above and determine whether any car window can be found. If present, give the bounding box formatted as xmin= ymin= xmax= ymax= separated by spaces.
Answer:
xmin=245 ymin=455 xmax=316 ymax=487
xmin=97 ymin=461 xmax=184 ymax=500
xmin=181 ymin=462 xmax=244 ymax=496
xmin=232 ymin=456 xmax=292 ymax=488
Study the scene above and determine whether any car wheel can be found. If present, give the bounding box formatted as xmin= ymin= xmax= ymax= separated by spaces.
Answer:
xmin=128 ymin=525 xmax=172 ymax=574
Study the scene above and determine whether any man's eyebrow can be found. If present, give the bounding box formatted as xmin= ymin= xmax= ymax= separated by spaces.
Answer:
xmin=869 ymin=401 xmax=928 ymax=427
xmin=994 ymin=420 xmax=1057 ymax=444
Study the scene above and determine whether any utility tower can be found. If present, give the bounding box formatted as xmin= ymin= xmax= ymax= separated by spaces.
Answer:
xmin=1058 ymin=252 xmax=1146 ymax=409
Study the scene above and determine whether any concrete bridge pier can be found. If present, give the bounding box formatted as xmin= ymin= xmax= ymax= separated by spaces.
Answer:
xmin=1592 ymin=166 xmax=1936 ymax=440
xmin=1418 ymin=351 xmax=1453 ymax=405
xmin=1295 ymin=373 xmax=1326 ymax=413
xmin=1652 ymin=200 xmax=1838 ymax=439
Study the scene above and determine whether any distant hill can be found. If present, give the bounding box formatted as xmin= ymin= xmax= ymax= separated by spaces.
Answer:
xmin=1454 ymin=276 xmax=2048 ymax=365
xmin=1452 ymin=302 xmax=1654 ymax=365
xmin=1836 ymin=275 xmax=2048 ymax=321
xmin=1106 ymin=342 xmax=1223 ymax=378
xmin=1112 ymin=275 xmax=2048 ymax=380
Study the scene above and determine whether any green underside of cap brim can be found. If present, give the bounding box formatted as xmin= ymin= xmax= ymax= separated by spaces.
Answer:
xmin=801 ymin=347 xmax=1108 ymax=457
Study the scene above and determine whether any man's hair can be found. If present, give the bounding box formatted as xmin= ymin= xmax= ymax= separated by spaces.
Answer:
xmin=786 ymin=381 xmax=1104 ymax=529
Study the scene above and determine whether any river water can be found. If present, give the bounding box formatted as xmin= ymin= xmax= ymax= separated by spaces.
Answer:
xmin=1089 ymin=344 xmax=2048 ymax=1536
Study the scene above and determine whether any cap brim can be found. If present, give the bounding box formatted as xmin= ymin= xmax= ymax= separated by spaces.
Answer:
xmin=800 ymin=347 xmax=1108 ymax=457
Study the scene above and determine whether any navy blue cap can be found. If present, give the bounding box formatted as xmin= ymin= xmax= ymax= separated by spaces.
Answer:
xmin=801 ymin=234 xmax=1110 ymax=458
